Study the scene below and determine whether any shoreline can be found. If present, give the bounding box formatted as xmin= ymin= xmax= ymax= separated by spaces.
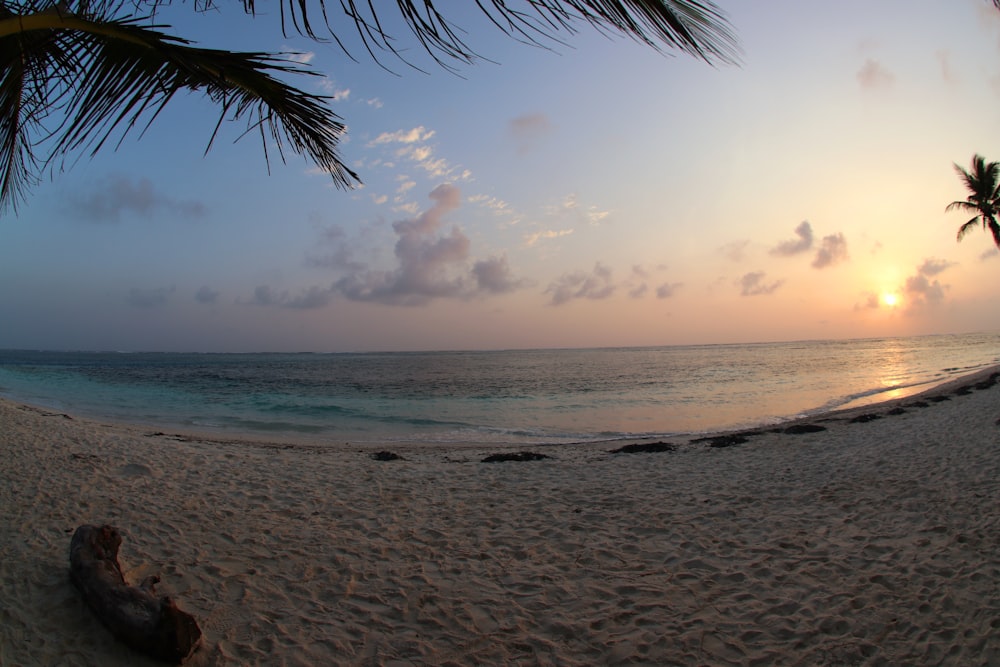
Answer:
xmin=4 ymin=336 xmax=999 ymax=449
xmin=5 ymin=362 xmax=998 ymax=455
xmin=2 ymin=365 xmax=999 ymax=665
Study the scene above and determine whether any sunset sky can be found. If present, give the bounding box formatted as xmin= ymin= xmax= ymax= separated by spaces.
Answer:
xmin=3 ymin=0 xmax=1000 ymax=352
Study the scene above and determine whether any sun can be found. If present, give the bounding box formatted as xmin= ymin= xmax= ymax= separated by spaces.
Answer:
xmin=882 ymin=292 xmax=900 ymax=307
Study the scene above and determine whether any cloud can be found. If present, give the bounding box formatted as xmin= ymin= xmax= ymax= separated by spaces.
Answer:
xmin=858 ymin=292 xmax=881 ymax=310
xmin=468 ymin=194 xmax=518 ymax=222
xmin=284 ymin=48 xmax=315 ymax=65
xmin=546 ymin=263 xmax=615 ymax=306
xmin=509 ymin=113 xmax=552 ymax=153
xmin=903 ymin=258 xmax=954 ymax=309
xmin=304 ymin=221 xmax=378 ymax=274
xmin=387 ymin=141 xmax=467 ymax=182
xmin=525 ymin=229 xmax=573 ymax=247
xmin=128 ymin=286 xmax=175 ymax=308
xmin=812 ymin=233 xmax=849 ymax=269
xmin=365 ymin=125 xmax=470 ymax=181
xmin=656 ymin=282 xmax=683 ymax=298
xmin=472 ymin=255 xmax=528 ymax=294
xmin=917 ymin=258 xmax=955 ymax=276
xmin=249 ymin=285 xmax=283 ymax=306
xmin=857 ymin=58 xmax=894 ymax=90
xmin=195 ymin=285 xmax=219 ymax=304
xmin=980 ymin=247 xmax=1000 ymax=261
xmin=369 ymin=126 xmax=435 ymax=145
xmin=904 ymin=274 xmax=946 ymax=306
xmin=287 ymin=285 xmax=335 ymax=309
xmin=542 ymin=193 xmax=610 ymax=228
xmin=625 ymin=266 xmax=649 ymax=298
xmin=70 ymin=175 xmax=206 ymax=223
xmin=738 ymin=271 xmax=783 ymax=296
xmin=770 ymin=221 xmax=814 ymax=256
xmin=332 ymin=184 xmax=526 ymax=305
xmin=244 ymin=284 xmax=336 ymax=309
xmin=328 ymin=86 xmax=351 ymax=100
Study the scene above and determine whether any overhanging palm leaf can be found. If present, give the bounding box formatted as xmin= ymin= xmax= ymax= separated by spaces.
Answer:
xmin=181 ymin=0 xmax=739 ymax=69
xmin=0 ymin=0 xmax=738 ymax=213
xmin=0 ymin=1 xmax=358 ymax=212
xmin=946 ymin=154 xmax=1000 ymax=249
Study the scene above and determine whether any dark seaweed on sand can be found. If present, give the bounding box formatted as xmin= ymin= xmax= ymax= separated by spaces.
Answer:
xmin=782 ymin=424 xmax=827 ymax=434
xmin=974 ymin=372 xmax=999 ymax=390
xmin=608 ymin=442 xmax=676 ymax=454
xmin=850 ymin=413 xmax=881 ymax=423
xmin=695 ymin=434 xmax=749 ymax=448
xmin=371 ymin=451 xmax=403 ymax=461
xmin=482 ymin=452 xmax=550 ymax=463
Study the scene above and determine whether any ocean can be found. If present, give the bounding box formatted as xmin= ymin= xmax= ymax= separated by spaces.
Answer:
xmin=0 ymin=333 xmax=998 ymax=447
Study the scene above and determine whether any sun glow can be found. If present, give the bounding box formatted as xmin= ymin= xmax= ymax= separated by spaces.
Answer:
xmin=882 ymin=292 xmax=900 ymax=307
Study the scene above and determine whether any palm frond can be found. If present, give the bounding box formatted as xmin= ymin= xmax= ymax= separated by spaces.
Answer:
xmin=945 ymin=200 xmax=977 ymax=213
xmin=0 ymin=3 xmax=358 ymax=212
xmin=957 ymin=217 xmax=981 ymax=241
xmin=0 ymin=29 xmax=36 ymax=207
xmin=948 ymin=154 xmax=1000 ymax=248
xmin=0 ymin=0 xmax=738 ymax=212
xmin=191 ymin=0 xmax=740 ymax=68
xmin=989 ymin=217 xmax=1000 ymax=248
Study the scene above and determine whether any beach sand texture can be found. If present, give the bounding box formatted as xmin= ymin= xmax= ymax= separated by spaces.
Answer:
xmin=1 ymin=369 xmax=999 ymax=666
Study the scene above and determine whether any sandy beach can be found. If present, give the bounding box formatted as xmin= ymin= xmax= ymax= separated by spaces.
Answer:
xmin=1 ymin=368 xmax=999 ymax=666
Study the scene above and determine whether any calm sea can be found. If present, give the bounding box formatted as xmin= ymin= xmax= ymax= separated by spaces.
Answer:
xmin=0 ymin=333 xmax=998 ymax=446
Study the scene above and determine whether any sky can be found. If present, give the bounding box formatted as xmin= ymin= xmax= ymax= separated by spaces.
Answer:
xmin=3 ymin=0 xmax=1000 ymax=352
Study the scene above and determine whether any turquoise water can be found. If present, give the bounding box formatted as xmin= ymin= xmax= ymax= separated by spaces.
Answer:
xmin=0 ymin=333 xmax=998 ymax=446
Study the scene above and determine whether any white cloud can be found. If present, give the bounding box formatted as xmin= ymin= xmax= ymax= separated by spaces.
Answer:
xmin=331 ymin=185 xmax=526 ymax=305
xmin=525 ymin=229 xmax=574 ymax=247
xmin=284 ymin=49 xmax=315 ymax=65
xmin=369 ymin=126 xmax=436 ymax=146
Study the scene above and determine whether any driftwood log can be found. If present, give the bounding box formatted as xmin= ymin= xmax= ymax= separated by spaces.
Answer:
xmin=69 ymin=524 xmax=202 ymax=664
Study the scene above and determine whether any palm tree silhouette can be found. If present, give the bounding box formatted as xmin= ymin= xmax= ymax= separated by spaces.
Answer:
xmin=946 ymin=154 xmax=1000 ymax=250
xmin=0 ymin=0 xmax=738 ymax=212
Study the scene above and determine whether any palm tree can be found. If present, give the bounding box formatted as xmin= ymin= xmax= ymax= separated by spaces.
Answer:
xmin=946 ymin=154 xmax=1000 ymax=250
xmin=0 ymin=0 xmax=738 ymax=212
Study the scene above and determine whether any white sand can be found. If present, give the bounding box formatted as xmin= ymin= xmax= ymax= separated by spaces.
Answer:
xmin=1 ymin=368 xmax=999 ymax=666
